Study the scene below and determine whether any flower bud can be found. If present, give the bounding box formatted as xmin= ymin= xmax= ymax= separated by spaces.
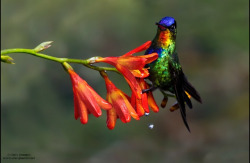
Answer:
xmin=34 ymin=41 xmax=53 ymax=52
xmin=1 ymin=55 xmax=15 ymax=64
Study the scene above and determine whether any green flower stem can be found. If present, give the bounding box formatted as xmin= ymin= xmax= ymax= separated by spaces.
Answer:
xmin=1 ymin=48 xmax=119 ymax=73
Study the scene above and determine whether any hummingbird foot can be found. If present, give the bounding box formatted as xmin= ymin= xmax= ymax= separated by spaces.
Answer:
xmin=169 ymin=101 xmax=179 ymax=112
xmin=142 ymin=85 xmax=157 ymax=93
xmin=161 ymin=96 xmax=168 ymax=108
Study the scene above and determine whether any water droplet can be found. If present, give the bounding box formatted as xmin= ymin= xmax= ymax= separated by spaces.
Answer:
xmin=145 ymin=113 xmax=150 ymax=116
xmin=148 ymin=123 xmax=154 ymax=129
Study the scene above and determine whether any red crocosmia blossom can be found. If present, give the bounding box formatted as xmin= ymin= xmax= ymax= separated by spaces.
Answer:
xmin=68 ymin=69 xmax=112 ymax=124
xmin=95 ymin=41 xmax=158 ymax=100
xmin=137 ymin=78 xmax=150 ymax=113
xmin=96 ymin=57 xmax=142 ymax=100
xmin=117 ymin=53 xmax=158 ymax=78
xmin=131 ymin=78 xmax=159 ymax=115
xmin=101 ymin=72 xmax=140 ymax=130
xmin=147 ymin=89 xmax=159 ymax=113
xmin=131 ymin=92 xmax=145 ymax=117
xmin=122 ymin=41 xmax=152 ymax=57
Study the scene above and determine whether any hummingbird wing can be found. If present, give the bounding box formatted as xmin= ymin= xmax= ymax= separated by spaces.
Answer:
xmin=169 ymin=63 xmax=191 ymax=132
xmin=171 ymin=51 xmax=202 ymax=103
xmin=169 ymin=60 xmax=202 ymax=132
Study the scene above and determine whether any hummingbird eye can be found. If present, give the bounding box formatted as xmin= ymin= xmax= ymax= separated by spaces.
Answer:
xmin=169 ymin=22 xmax=177 ymax=32
xmin=169 ymin=24 xmax=176 ymax=31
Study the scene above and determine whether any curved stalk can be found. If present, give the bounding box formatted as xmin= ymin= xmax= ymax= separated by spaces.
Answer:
xmin=1 ymin=48 xmax=119 ymax=73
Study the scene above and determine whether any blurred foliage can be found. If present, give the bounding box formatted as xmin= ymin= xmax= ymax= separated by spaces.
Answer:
xmin=1 ymin=0 xmax=249 ymax=163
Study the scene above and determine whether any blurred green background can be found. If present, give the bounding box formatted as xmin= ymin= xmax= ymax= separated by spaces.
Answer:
xmin=1 ymin=0 xmax=249 ymax=162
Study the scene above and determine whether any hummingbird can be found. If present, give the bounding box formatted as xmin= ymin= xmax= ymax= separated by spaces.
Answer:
xmin=144 ymin=16 xmax=202 ymax=131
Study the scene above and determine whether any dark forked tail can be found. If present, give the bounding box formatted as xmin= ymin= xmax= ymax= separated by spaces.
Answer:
xmin=173 ymin=70 xmax=202 ymax=132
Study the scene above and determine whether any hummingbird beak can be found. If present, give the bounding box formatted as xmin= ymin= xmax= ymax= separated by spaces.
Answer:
xmin=156 ymin=23 xmax=167 ymax=31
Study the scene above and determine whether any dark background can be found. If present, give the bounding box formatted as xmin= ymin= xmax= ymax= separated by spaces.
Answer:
xmin=1 ymin=0 xmax=249 ymax=162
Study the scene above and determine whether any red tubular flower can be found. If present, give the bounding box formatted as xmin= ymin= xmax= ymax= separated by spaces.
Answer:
xmin=122 ymin=41 xmax=152 ymax=57
xmin=94 ymin=41 xmax=158 ymax=100
xmin=131 ymin=92 xmax=145 ymax=117
xmin=144 ymin=81 xmax=159 ymax=113
xmin=147 ymin=90 xmax=159 ymax=113
xmin=68 ymin=69 xmax=112 ymax=124
xmin=101 ymin=72 xmax=140 ymax=130
xmin=131 ymin=78 xmax=159 ymax=115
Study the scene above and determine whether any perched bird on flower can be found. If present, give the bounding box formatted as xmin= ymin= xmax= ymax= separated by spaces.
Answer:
xmin=144 ymin=16 xmax=202 ymax=131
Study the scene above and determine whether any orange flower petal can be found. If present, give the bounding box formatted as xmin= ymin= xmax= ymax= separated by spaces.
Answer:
xmin=96 ymin=59 xmax=142 ymax=99
xmin=69 ymin=70 xmax=88 ymax=123
xmin=123 ymin=97 xmax=140 ymax=120
xmin=68 ymin=69 xmax=110 ymax=124
xmin=78 ymin=98 xmax=88 ymax=124
xmin=131 ymin=92 xmax=145 ymax=116
xmin=139 ymin=52 xmax=159 ymax=64
xmin=130 ymin=69 xmax=149 ymax=78
xmin=103 ymin=72 xmax=140 ymax=126
xmin=87 ymin=84 xmax=112 ymax=110
xmin=130 ymin=91 xmax=136 ymax=108
xmin=111 ymin=91 xmax=131 ymax=123
xmin=95 ymin=57 xmax=117 ymax=65
xmin=117 ymin=57 xmax=146 ymax=70
xmin=142 ymin=93 xmax=149 ymax=113
xmin=135 ymin=98 xmax=145 ymax=117
xmin=106 ymin=107 xmax=117 ymax=130
xmin=137 ymin=78 xmax=150 ymax=113
xmin=73 ymin=89 xmax=88 ymax=124
xmin=72 ymin=87 xmax=80 ymax=120
xmin=139 ymin=79 xmax=159 ymax=113
xmin=148 ymin=91 xmax=159 ymax=113
xmin=77 ymin=83 xmax=102 ymax=117
xmin=122 ymin=41 xmax=152 ymax=57
xmin=116 ymin=64 xmax=142 ymax=99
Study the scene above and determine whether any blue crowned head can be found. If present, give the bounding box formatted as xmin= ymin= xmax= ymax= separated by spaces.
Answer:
xmin=156 ymin=16 xmax=177 ymax=38
xmin=158 ymin=17 xmax=176 ymax=28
